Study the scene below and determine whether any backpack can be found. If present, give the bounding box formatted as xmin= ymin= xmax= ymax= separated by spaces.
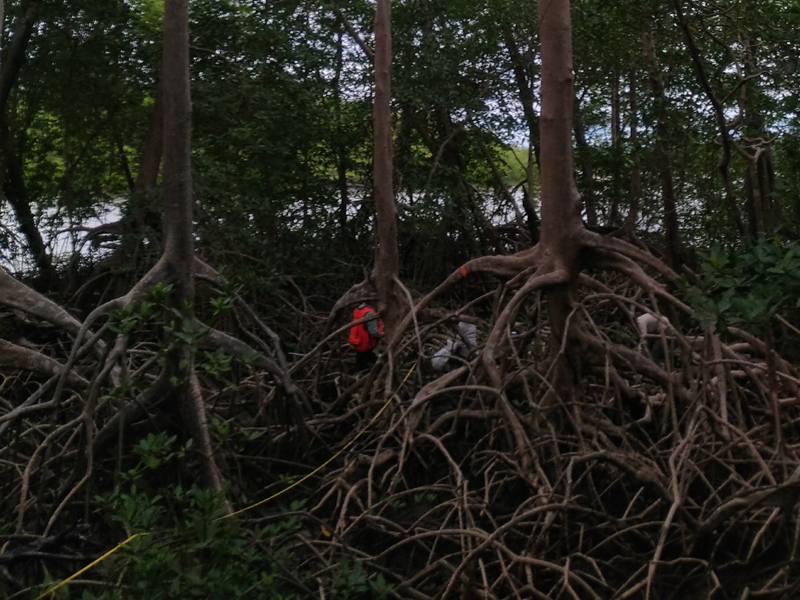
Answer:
xmin=349 ymin=305 xmax=383 ymax=351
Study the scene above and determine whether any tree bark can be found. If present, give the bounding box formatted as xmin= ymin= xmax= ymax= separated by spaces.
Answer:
xmin=162 ymin=0 xmax=194 ymax=301
xmin=333 ymin=29 xmax=349 ymax=237
xmin=0 ymin=0 xmax=4 ymax=59
xmin=114 ymin=130 xmax=135 ymax=191
xmin=134 ymin=81 xmax=164 ymax=193
xmin=623 ymin=68 xmax=641 ymax=235
xmin=607 ymin=74 xmax=622 ymax=226
xmin=0 ymin=0 xmax=49 ymax=281
xmin=371 ymin=0 xmax=403 ymax=342
xmin=643 ymin=30 xmax=681 ymax=269
xmin=537 ymin=0 xmax=583 ymax=258
xmin=4 ymin=145 xmax=56 ymax=282
xmin=503 ymin=29 xmax=541 ymax=168
xmin=162 ymin=0 xmax=223 ymax=494
xmin=0 ymin=0 xmax=42 ymax=113
xmin=504 ymin=29 xmax=541 ymax=239
xmin=536 ymin=0 xmax=584 ymax=409
xmin=741 ymin=0 xmax=774 ymax=236
xmin=671 ymin=0 xmax=746 ymax=238
xmin=477 ymin=136 xmax=526 ymax=227
xmin=573 ymin=95 xmax=598 ymax=227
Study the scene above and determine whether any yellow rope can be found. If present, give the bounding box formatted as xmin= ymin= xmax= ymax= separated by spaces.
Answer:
xmin=34 ymin=533 xmax=147 ymax=600
xmin=33 ymin=362 xmax=416 ymax=597
xmin=222 ymin=362 xmax=415 ymax=519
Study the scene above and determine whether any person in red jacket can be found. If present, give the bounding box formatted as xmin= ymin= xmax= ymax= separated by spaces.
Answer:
xmin=349 ymin=302 xmax=384 ymax=371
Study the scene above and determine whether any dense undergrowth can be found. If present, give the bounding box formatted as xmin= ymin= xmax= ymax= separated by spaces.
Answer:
xmin=3 ymin=233 xmax=800 ymax=598
xmin=3 ymin=0 xmax=800 ymax=596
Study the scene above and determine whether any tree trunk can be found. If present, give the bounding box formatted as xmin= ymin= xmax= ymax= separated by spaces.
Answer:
xmin=503 ymin=29 xmax=541 ymax=168
xmin=333 ymin=29 xmax=349 ymax=237
xmin=671 ymin=0 xmax=746 ymax=238
xmin=134 ymin=81 xmax=164 ymax=193
xmin=0 ymin=0 xmax=42 ymax=112
xmin=607 ymin=74 xmax=622 ymax=226
xmin=504 ymin=29 xmax=541 ymax=240
xmin=161 ymin=0 xmax=223 ymax=495
xmin=623 ymin=68 xmax=641 ymax=234
xmin=162 ymin=0 xmax=194 ymax=299
xmin=538 ymin=0 xmax=582 ymax=258
xmin=741 ymin=0 xmax=774 ymax=236
xmin=371 ymin=0 xmax=403 ymax=342
xmin=643 ymin=30 xmax=681 ymax=269
xmin=520 ymin=183 xmax=541 ymax=245
xmin=113 ymin=130 xmax=135 ymax=191
xmin=0 ymin=0 xmax=48 ymax=282
xmin=537 ymin=0 xmax=584 ymax=405
xmin=4 ymin=145 xmax=56 ymax=283
xmin=573 ymin=95 xmax=598 ymax=227
xmin=432 ymin=108 xmax=496 ymax=256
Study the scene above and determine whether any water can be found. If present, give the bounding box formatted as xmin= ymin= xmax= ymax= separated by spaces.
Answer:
xmin=0 ymin=187 xmax=530 ymax=277
xmin=0 ymin=201 xmax=122 ymax=276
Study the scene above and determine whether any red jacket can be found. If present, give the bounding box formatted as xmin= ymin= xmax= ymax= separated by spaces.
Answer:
xmin=349 ymin=305 xmax=384 ymax=352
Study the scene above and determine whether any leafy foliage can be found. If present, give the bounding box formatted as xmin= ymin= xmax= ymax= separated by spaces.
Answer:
xmin=34 ymin=431 xmax=392 ymax=600
xmin=687 ymin=236 xmax=800 ymax=332
xmin=82 ymin=486 xmax=293 ymax=600
xmin=4 ymin=0 xmax=800 ymax=597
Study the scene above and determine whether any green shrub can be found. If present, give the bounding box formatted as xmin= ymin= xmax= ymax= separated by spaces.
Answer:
xmin=35 ymin=432 xmax=393 ymax=600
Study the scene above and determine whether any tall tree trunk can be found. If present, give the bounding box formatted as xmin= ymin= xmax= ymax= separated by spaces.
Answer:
xmin=671 ymin=0 xmax=746 ymax=238
xmin=504 ymin=29 xmax=541 ymax=240
xmin=0 ymin=0 xmax=47 ymax=281
xmin=431 ymin=107 xmax=495 ymax=255
xmin=743 ymin=151 xmax=775 ymax=237
xmin=643 ymin=30 xmax=681 ymax=269
xmin=477 ymin=136 xmax=526 ymax=228
xmin=573 ymin=95 xmax=598 ymax=227
xmin=371 ymin=0 xmax=403 ymax=342
xmin=162 ymin=0 xmax=223 ymax=495
xmin=611 ymin=74 xmax=621 ymax=145
xmin=4 ymin=145 xmax=56 ymax=283
xmin=333 ymin=29 xmax=350 ymax=237
xmin=623 ymin=68 xmax=641 ymax=234
xmin=134 ymin=82 xmax=164 ymax=193
xmin=537 ymin=0 xmax=583 ymax=342
xmin=0 ymin=0 xmax=41 ymax=112
xmin=503 ymin=29 xmax=541 ymax=167
xmin=741 ymin=0 xmax=774 ymax=236
xmin=607 ymin=74 xmax=622 ymax=226
xmin=520 ymin=180 xmax=541 ymax=245
xmin=114 ymin=130 xmax=135 ymax=191
xmin=538 ymin=0 xmax=582 ymax=255
xmin=0 ymin=0 xmax=4 ymax=59
xmin=162 ymin=0 xmax=193 ymax=300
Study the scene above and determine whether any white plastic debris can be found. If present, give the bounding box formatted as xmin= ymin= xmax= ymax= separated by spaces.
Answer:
xmin=431 ymin=321 xmax=477 ymax=372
